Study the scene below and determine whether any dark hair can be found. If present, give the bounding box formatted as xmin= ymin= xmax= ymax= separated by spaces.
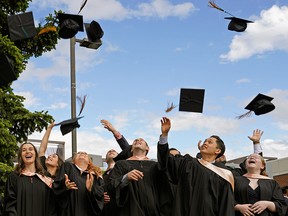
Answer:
xmin=15 ymin=142 xmax=45 ymax=175
xmin=169 ymin=148 xmax=181 ymax=156
xmin=211 ymin=135 xmax=225 ymax=159
xmin=55 ymin=153 xmax=64 ymax=174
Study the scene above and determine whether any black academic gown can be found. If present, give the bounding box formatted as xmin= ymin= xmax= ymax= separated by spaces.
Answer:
xmin=101 ymin=169 xmax=120 ymax=216
xmin=4 ymin=171 xmax=57 ymax=216
xmin=109 ymin=159 xmax=168 ymax=216
xmin=53 ymin=162 xmax=104 ymax=216
xmin=158 ymin=143 xmax=235 ymax=216
xmin=234 ymin=176 xmax=287 ymax=216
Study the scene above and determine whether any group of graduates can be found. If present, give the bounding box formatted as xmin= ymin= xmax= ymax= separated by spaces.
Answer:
xmin=2 ymin=117 xmax=288 ymax=216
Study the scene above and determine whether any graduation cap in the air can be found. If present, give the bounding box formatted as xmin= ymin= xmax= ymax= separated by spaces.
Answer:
xmin=165 ymin=88 xmax=205 ymax=113
xmin=55 ymin=95 xmax=87 ymax=135
xmin=55 ymin=116 xmax=84 ymax=136
xmin=208 ymin=1 xmax=253 ymax=32
xmin=179 ymin=88 xmax=205 ymax=112
xmin=0 ymin=52 xmax=17 ymax=87
xmin=7 ymin=11 xmax=37 ymax=41
xmin=84 ymin=21 xmax=104 ymax=42
xmin=225 ymin=17 xmax=254 ymax=32
xmin=58 ymin=13 xmax=84 ymax=39
xmin=237 ymin=93 xmax=275 ymax=119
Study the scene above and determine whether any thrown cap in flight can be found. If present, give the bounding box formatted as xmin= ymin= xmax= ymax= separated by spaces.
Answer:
xmin=237 ymin=93 xmax=275 ymax=119
xmin=55 ymin=116 xmax=84 ymax=135
xmin=0 ymin=52 xmax=17 ymax=87
xmin=225 ymin=17 xmax=254 ymax=32
xmin=58 ymin=13 xmax=84 ymax=39
xmin=179 ymin=88 xmax=205 ymax=113
xmin=84 ymin=20 xmax=104 ymax=42
xmin=7 ymin=11 xmax=37 ymax=41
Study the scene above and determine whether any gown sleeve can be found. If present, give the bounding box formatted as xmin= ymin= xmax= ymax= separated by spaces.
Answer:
xmin=4 ymin=172 xmax=17 ymax=216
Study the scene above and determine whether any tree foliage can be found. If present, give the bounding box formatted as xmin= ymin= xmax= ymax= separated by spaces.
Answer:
xmin=0 ymin=0 xmax=62 ymax=207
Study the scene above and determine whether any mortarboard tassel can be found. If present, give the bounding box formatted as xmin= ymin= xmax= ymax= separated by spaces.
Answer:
xmin=208 ymin=1 xmax=235 ymax=17
xmin=77 ymin=95 xmax=87 ymax=116
xmin=236 ymin=110 xmax=253 ymax=119
xmin=165 ymin=102 xmax=177 ymax=113
xmin=78 ymin=0 xmax=88 ymax=14
xmin=38 ymin=26 xmax=57 ymax=36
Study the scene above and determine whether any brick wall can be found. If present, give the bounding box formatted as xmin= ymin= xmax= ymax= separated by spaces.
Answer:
xmin=274 ymin=174 xmax=288 ymax=187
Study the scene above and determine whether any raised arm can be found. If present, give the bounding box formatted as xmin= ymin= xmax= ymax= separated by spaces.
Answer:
xmin=39 ymin=122 xmax=55 ymax=157
xmin=101 ymin=119 xmax=129 ymax=150
xmin=248 ymin=129 xmax=264 ymax=155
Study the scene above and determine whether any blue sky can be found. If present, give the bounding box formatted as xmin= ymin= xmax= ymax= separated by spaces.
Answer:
xmin=12 ymin=0 xmax=288 ymax=161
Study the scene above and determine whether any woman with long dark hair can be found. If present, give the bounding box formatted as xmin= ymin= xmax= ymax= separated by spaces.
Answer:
xmin=4 ymin=142 xmax=56 ymax=216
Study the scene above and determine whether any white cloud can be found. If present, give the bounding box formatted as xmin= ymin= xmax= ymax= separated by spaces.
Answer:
xmin=261 ymin=139 xmax=288 ymax=158
xmin=165 ymin=88 xmax=179 ymax=96
xmin=171 ymin=113 xmax=240 ymax=134
xmin=235 ymin=78 xmax=251 ymax=84
xmin=134 ymin=0 xmax=195 ymax=19
xmin=30 ymin=0 xmax=195 ymax=21
xmin=267 ymin=89 xmax=288 ymax=126
xmin=221 ymin=5 xmax=288 ymax=62
xmin=14 ymin=91 xmax=40 ymax=108
xmin=50 ymin=102 xmax=68 ymax=110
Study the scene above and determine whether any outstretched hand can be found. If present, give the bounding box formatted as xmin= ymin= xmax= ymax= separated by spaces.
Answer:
xmin=248 ymin=129 xmax=264 ymax=144
xmin=161 ymin=117 xmax=171 ymax=137
xmin=86 ymin=172 xmax=94 ymax=192
xmin=65 ymin=174 xmax=78 ymax=190
xmin=101 ymin=119 xmax=116 ymax=133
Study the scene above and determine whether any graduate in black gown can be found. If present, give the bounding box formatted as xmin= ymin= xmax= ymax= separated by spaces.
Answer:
xmin=4 ymin=142 xmax=56 ymax=216
xmin=53 ymin=151 xmax=104 ymax=216
xmin=108 ymin=136 xmax=173 ymax=216
xmin=39 ymin=122 xmax=64 ymax=179
xmin=234 ymin=153 xmax=287 ymax=216
xmin=100 ymin=119 xmax=130 ymax=216
xmin=158 ymin=117 xmax=235 ymax=216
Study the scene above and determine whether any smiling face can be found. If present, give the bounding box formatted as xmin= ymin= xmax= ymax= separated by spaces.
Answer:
xmin=106 ymin=149 xmax=118 ymax=161
xmin=199 ymin=137 xmax=221 ymax=159
xmin=21 ymin=143 xmax=36 ymax=166
xmin=131 ymin=138 xmax=149 ymax=155
xmin=45 ymin=153 xmax=59 ymax=168
xmin=246 ymin=154 xmax=265 ymax=172
xmin=73 ymin=151 xmax=89 ymax=165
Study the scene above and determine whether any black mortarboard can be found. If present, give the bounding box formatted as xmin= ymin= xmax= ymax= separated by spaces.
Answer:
xmin=237 ymin=93 xmax=275 ymax=119
xmin=0 ymin=52 xmax=17 ymax=87
xmin=84 ymin=21 xmax=104 ymax=42
xmin=58 ymin=13 xmax=84 ymax=39
xmin=113 ymin=145 xmax=132 ymax=162
xmin=55 ymin=116 xmax=84 ymax=135
xmin=179 ymin=88 xmax=205 ymax=113
xmin=225 ymin=17 xmax=254 ymax=32
xmin=7 ymin=11 xmax=37 ymax=41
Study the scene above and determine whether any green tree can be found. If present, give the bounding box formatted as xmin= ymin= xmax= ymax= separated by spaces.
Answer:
xmin=0 ymin=0 xmax=62 ymax=205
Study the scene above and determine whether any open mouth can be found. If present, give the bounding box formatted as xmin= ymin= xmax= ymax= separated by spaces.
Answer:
xmin=25 ymin=155 xmax=33 ymax=159
xmin=248 ymin=159 xmax=256 ymax=164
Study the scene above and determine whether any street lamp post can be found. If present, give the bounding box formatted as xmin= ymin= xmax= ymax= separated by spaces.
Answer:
xmin=70 ymin=36 xmax=77 ymax=155
xmin=70 ymin=36 xmax=102 ymax=156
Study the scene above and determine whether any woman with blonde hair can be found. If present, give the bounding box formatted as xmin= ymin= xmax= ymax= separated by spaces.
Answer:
xmin=234 ymin=153 xmax=287 ymax=216
xmin=53 ymin=151 xmax=104 ymax=216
